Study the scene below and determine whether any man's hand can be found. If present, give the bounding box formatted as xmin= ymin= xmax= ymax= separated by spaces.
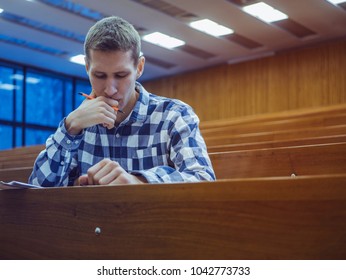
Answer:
xmin=65 ymin=96 xmax=119 ymax=135
xmin=76 ymin=159 xmax=147 ymax=186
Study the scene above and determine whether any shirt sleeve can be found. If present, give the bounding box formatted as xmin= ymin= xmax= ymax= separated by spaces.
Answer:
xmin=28 ymin=118 xmax=83 ymax=187
xmin=132 ymin=105 xmax=216 ymax=183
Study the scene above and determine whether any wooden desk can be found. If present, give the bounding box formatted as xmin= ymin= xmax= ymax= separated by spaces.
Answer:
xmin=210 ymin=142 xmax=346 ymax=179
xmin=204 ymin=125 xmax=346 ymax=146
xmin=0 ymin=167 xmax=32 ymax=183
xmin=1 ymin=175 xmax=346 ymax=260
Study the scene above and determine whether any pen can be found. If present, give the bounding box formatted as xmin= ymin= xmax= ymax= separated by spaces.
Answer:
xmin=78 ymin=92 xmax=124 ymax=114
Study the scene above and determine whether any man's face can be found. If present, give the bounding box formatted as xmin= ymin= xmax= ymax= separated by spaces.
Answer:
xmin=85 ymin=49 xmax=144 ymax=112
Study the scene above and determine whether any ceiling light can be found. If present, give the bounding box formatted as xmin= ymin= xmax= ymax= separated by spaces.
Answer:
xmin=70 ymin=54 xmax=85 ymax=65
xmin=0 ymin=8 xmax=4 ymax=13
xmin=243 ymin=2 xmax=288 ymax=23
xmin=326 ymin=0 xmax=346 ymax=4
xmin=142 ymin=32 xmax=185 ymax=49
xmin=189 ymin=19 xmax=234 ymax=37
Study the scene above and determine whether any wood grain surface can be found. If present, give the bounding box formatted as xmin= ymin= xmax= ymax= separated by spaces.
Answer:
xmin=1 ymin=175 xmax=346 ymax=260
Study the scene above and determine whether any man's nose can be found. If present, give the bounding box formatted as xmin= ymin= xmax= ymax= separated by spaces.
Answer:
xmin=104 ymin=79 xmax=118 ymax=96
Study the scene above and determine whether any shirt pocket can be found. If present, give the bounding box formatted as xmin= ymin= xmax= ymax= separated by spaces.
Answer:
xmin=134 ymin=146 xmax=168 ymax=170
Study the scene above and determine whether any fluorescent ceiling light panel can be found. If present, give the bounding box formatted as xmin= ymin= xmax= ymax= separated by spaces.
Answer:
xmin=70 ymin=54 xmax=85 ymax=65
xmin=0 ymin=8 xmax=4 ymax=13
xmin=326 ymin=0 xmax=346 ymax=4
xmin=142 ymin=32 xmax=185 ymax=49
xmin=243 ymin=2 xmax=288 ymax=23
xmin=189 ymin=19 xmax=233 ymax=37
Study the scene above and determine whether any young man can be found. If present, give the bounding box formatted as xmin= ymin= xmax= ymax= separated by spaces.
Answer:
xmin=29 ymin=16 xmax=215 ymax=186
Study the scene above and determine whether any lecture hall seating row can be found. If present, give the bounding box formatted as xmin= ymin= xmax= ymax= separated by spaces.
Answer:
xmin=1 ymin=141 xmax=345 ymax=182
xmin=1 ymin=104 xmax=345 ymax=181
xmin=199 ymin=103 xmax=346 ymax=130
xmin=1 ymin=174 xmax=346 ymax=259
xmin=201 ymin=111 xmax=346 ymax=138
xmin=1 ymin=104 xmax=346 ymax=259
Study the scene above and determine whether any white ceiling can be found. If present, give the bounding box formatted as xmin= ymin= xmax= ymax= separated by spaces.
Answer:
xmin=0 ymin=0 xmax=345 ymax=82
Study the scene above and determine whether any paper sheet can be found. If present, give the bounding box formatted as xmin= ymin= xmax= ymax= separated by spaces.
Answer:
xmin=0 ymin=180 xmax=43 ymax=190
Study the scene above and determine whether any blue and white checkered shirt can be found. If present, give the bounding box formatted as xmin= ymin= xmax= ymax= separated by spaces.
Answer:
xmin=29 ymin=83 xmax=215 ymax=186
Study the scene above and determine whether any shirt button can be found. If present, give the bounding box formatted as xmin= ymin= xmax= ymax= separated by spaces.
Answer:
xmin=66 ymin=140 xmax=71 ymax=144
xmin=74 ymin=140 xmax=79 ymax=144
xmin=116 ymin=134 xmax=120 ymax=138
xmin=60 ymin=161 xmax=65 ymax=165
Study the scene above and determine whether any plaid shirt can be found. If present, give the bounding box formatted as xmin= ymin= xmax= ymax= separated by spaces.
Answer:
xmin=29 ymin=83 xmax=215 ymax=186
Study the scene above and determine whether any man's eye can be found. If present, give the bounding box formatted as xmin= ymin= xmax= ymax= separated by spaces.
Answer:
xmin=116 ymin=73 xmax=128 ymax=78
xmin=94 ymin=73 xmax=106 ymax=79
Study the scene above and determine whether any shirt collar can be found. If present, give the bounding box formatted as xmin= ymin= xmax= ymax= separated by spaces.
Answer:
xmin=122 ymin=82 xmax=148 ymax=125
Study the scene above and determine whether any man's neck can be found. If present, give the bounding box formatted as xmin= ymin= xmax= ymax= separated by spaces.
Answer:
xmin=115 ymin=89 xmax=139 ymax=125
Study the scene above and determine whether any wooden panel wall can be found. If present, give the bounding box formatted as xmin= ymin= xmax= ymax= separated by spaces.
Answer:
xmin=143 ymin=39 xmax=346 ymax=122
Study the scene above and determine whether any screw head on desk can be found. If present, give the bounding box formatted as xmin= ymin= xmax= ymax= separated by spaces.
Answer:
xmin=95 ymin=227 xmax=101 ymax=235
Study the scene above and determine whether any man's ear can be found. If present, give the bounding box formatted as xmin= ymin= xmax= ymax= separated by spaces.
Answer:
xmin=136 ymin=56 xmax=145 ymax=80
xmin=84 ymin=56 xmax=90 ymax=74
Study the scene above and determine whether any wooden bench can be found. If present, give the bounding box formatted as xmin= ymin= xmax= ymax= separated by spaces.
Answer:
xmin=1 ymin=105 xmax=345 ymax=182
xmin=207 ymin=134 xmax=346 ymax=153
xmin=204 ymin=125 xmax=346 ymax=146
xmin=209 ymin=142 xmax=346 ymax=179
xmin=0 ymin=145 xmax=44 ymax=169
xmin=200 ymin=103 xmax=346 ymax=130
xmin=201 ymin=113 xmax=346 ymax=138
xmin=1 ymin=174 xmax=346 ymax=260
xmin=0 ymin=167 xmax=33 ymax=183
xmin=1 ymin=105 xmax=345 ymax=169
xmin=1 ymin=141 xmax=346 ymax=183
xmin=0 ymin=144 xmax=44 ymax=157
xmin=7 ymin=134 xmax=344 ymax=171
xmin=201 ymin=104 xmax=346 ymax=148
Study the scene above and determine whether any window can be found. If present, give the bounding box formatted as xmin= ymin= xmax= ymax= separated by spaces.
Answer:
xmin=25 ymin=70 xmax=71 ymax=127
xmin=25 ymin=128 xmax=55 ymax=146
xmin=75 ymin=79 xmax=92 ymax=107
xmin=0 ymin=61 xmax=89 ymax=150
xmin=0 ymin=125 xmax=13 ymax=150
xmin=0 ymin=66 xmax=23 ymax=122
